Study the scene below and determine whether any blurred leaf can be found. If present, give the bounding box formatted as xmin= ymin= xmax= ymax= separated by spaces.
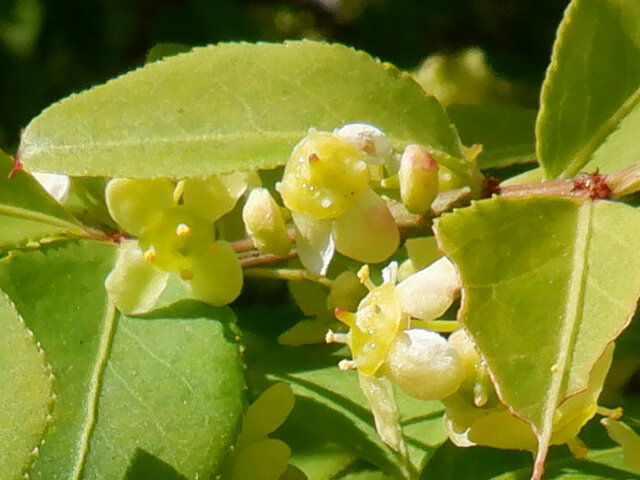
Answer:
xmin=436 ymin=197 xmax=640 ymax=476
xmin=0 ymin=149 xmax=84 ymax=250
xmin=447 ymin=104 xmax=536 ymax=169
xmin=246 ymin=339 xmax=447 ymax=479
xmin=19 ymin=41 xmax=464 ymax=179
xmin=601 ymin=418 xmax=640 ymax=473
xmin=0 ymin=288 xmax=54 ymax=480
xmin=0 ymin=240 xmax=245 ymax=479
xmin=537 ymin=0 xmax=640 ymax=178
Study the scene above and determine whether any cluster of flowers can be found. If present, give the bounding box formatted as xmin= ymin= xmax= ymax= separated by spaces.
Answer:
xmin=325 ymin=258 xmax=613 ymax=455
xmin=97 ymin=123 xmax=447 ymax=315
xmin=34 ymin=121 xmax=612 ymax=458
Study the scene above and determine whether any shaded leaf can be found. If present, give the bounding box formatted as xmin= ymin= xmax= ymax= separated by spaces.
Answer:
xmin=125 ymin=449 xmax=188 ymax=480
xmin=0 ymin=289 xmax=55 ymax=480
xmin=537 ymin=0 xmax=640 ymax=178
xmin=435 ymin=197 xmax=640 ymax=477
xmin=19 ymin=41 xmax=463 ymax=179
xmin=421 ymin=440 xmax=638 ymax=480
xmin=447 ymin=105 xmax=537 ymax=170
xmin=246 ymin=339 xmax=447 ymax=479
xmin=0 ymin=240 xmax=245 ymax=479
xmin=0 ymin=149 xmax=84 ymax=250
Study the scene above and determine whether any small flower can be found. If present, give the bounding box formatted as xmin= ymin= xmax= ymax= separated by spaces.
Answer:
xmin=104 ymin=174 xmax=248 ymax=314
xmin=277 ymin=126 xmax=400 ymax=276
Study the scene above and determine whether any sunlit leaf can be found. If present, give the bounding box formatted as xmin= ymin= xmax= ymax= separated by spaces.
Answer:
xmin=0 ymin=240 xmax=244 ymax=479
xmin=0 ymin=149 xmax=84 ymax=250
xmin=19 ymin=41 xmax=463 ymax=179
xmin=537 ymin=0 xmax=640 ymax=178
xmin=0 ymin=289 xmax=54 ymax=480
xmin=435 ymin=196 xmax=640 ymax=477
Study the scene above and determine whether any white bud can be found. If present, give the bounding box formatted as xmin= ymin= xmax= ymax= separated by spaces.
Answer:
xmin=32 ymin=172 xmax=70 ymax=203
xmin=385 ymin=329 xmax=465 ymax=400
xmin=396 ymin=257 xmax=461 ymax=320
xmin=334 ymin=123 xmax=392 ymax=161
xmin=242 ymin=188 xmax=291 ymax=257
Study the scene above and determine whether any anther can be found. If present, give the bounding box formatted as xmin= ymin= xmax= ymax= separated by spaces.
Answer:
xmin=143 ymin=247 xmax=157 ymax=262
xmin=338 ymin=359 xmax=357 ymax=371
xmin=176 ymin=223 xmax=191 ymax=237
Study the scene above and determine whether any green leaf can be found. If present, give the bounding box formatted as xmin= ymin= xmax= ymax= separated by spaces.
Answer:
xmin=447 ymin=105 xmax=537 ymax=170
xmin=422 ymin=440 xmax=637 ymax=480
xmin=601 ymin=418 xmax=640 ymax=473
xmin=246 ymin=339 xmax=447 ymax=480
xmin=537 ymin=0 xmax=640 ymax=178
xmin=0 ymin=149 xmax=84 ymax=249
xmin=0 ymin=289 xmax=55 ymax=480
xmin=0 ymin=240 xmax=245 ymax=479
xmin=19 ymin=41 xmax=463 ymax=179
xmin=435 ymin=197 xmax=640 ymax=477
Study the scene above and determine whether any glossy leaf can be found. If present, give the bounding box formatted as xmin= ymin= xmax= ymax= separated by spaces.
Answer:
xmin=537 ymin=0 xmax=640 ymax=178
xmin=0 ymin=289 xmax=55 ymax=480
xmin=435 ymin=196 xmax=640 ymax=478
xmin=447 ymin=105 xmax=537 ymax=169
xmin=246 ymin=340 xmax=447 ymax=480
xmin=19 ymin=41 xmax=463 ymax=179
xmin=0 ymin=149 xmax=84 ymax=249
xmin=0 ymin=240 xmax=244 ymax=479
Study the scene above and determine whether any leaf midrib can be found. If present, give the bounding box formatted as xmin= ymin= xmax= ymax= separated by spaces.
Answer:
xmin=0 ymin=204 xmax=86 ymax=235
xmin=531 ymin=200 xmax=593 ymax=479
xmin=559 ymin=84 xmax=640 ymax=179
xmin=70 ymin=301 xmax=118 ymax=480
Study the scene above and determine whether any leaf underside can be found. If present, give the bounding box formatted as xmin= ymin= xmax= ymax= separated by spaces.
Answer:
xmin=435 ymin=196 xmax=640 ymax=476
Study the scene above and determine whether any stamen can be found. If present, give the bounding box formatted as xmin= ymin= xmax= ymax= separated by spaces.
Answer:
xmin=180 ymin=269 xmax=194 ymax=280
xmin=176 ymin=223 xmax=191 ymax=237
xmin=325 ymin=329 xmax=349 ymax=344
xmin=357 ymin=265 xmax=376 ymax=290
xmin=334 ymin=308 xmax=356 ymax=328
xmin=338 ymin=359 xmax=357 ymax=371
xmin=143 ymin=247 xmax=157 ymax=262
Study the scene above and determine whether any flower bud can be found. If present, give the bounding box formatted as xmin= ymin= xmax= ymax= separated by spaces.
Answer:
xmin=398 ymin=145 xmax=439 ymax=214
xmin=396 ymin=257 xmax=461 ymax=321
xmin=384 ymin=329 xmax=465 ymax=400
xmin=242 ymin=188 xmax=291 ymax=257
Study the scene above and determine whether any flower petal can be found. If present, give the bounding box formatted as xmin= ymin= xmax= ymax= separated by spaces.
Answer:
xmin=333 ymin=189 xmax=399 ymax=263
xmin=292 ymin=211 xmax=334 ymax=276
xmin=105 ymin=178 xmax=174 ymax=235
xmin=105 ymin=240 xmax=169 ymax=314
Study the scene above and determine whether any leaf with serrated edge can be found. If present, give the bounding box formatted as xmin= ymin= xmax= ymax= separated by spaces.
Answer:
xmin=537 ymin=0 xmax=640 ymax=178
xmin=435 ymin=196 xmax=640 ymax=479
xmin=0 ymin=149 xmax=84 ymax=249
xmin=19 ymin=41 xmax=463 ymax=179
xmin=0 ymin=240 xmax=244 ymax=479
xmin=0 ymin=289 xmax=55 ymax=480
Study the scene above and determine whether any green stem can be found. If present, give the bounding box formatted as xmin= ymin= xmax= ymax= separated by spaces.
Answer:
xmin=244 ymin=267 xmax=332 ymax=287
